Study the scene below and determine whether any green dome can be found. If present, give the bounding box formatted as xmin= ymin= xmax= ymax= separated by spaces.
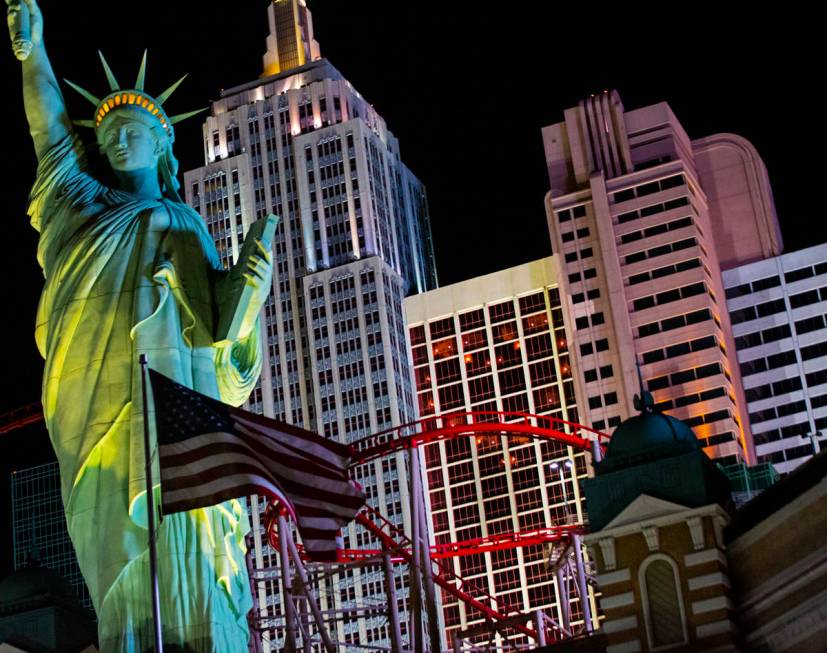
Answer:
xmin=599 ymin=392 xmax=700 ymax=471
xmin=607 ymin=410 xmax=698 ymax=457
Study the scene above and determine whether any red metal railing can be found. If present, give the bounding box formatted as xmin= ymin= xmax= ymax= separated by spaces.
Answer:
xmin=0 ymin=402 xmax=44 ymax=435
xmin=265 ymin=411 xmax=608 ymax=644
xmin=348 ymin=410 xmax=608 ymax=466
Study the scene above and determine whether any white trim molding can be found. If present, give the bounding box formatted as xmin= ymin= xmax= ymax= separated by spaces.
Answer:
xmin=692 ymin=596 xmax=732 ymax=615
xmin=642 ymin=524 xmax=659 ymax=552
xmin=687 ymin=515 xmax=704 ymax=551
xmin=599 ymin=537 xmax=617 ymax=571
xmin=688 ymin=572 xmax=730 ymax=591
xmin=684 ymin=548 xmax=727 ymax=568
xmin=601 ymin=592 xmax=636 ymax=610
xmin=602 ymin=615 xmax=638 ymax=634
xmin=696 ymin=619 xmax=736 ymax=638
xmin=597 ymin=568 xmax=631 ymax=587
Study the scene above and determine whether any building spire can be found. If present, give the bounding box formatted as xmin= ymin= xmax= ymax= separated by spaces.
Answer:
xmin=633 ymin=359 xmax=655 ymax=414
xmin=261 ymin=0 xmax=322 ymax=78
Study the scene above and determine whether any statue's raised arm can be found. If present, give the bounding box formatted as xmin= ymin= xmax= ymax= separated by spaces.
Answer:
xmin=6 ymin=0 xmax=72 ymax=158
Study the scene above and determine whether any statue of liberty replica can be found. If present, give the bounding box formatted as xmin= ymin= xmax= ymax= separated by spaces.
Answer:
xmin=6 ymin=0 xmax=274 ymax=649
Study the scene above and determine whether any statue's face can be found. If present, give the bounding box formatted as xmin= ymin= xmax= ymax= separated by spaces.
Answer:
xmin=100 ymin=118 xmax=162 ymax=172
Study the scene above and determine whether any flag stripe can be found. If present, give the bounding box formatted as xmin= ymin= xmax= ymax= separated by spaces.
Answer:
xmin=162 ymin=470 xmax=362 ymax=520
xmin=229 ymin=408 xmax=351 ymax=458
xmin=214 ymin=422 xmax=347 ymax=478
xmin=161 ymin=445 xmax=361 ymax=508
xmin=163 ymin=481 xmax=291 ymax=518
xmin=149 ymin=368 xmax=365 ymax=561
xmin=159 ymin=433 xmax=348 ymax=483
xmin=232 ymin=417 xmax=347 ymax=472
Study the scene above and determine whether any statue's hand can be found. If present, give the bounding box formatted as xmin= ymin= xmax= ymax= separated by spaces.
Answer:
xmin=215 ymin=216 xmax=278 ymax=344
xmin=226 ymin=237 xmax=273 ymax=342
xmin=241 ymin=238 xmax=274 ymax=305
xmin=6 ymin=0 xmax=42 ymax=60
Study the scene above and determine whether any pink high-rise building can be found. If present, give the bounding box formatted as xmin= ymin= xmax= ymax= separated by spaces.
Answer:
xmin=542 ymin=90 xmax=783 ymax=464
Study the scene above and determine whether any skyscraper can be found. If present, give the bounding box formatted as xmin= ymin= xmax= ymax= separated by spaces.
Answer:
xmin=723 ymin=243 xmax=827 ymax=474
xmin=183 ymin=1 xmax=437 ymax=648
xmin=404 ymin=258 xmax=598 ymax=647
xmin=541 ymin=90 xmax=782 ymax=464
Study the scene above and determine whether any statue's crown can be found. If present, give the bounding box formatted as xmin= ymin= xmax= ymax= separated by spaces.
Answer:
xmin=65 ymin=51 xmax=205 ymax=143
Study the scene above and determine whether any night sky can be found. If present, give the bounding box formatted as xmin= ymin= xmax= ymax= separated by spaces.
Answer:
xmin=0 ymin=2 xmax=822 ymax=577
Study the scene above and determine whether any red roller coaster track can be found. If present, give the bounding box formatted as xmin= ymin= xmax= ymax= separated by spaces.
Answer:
xmin=0 ymin=402 xmax=44 ymax=436
xmin=2 ymin=401 xmax=607 ymax=645
xmin=348 ymin=410 xmax=607 ymax=465
xmin=265 ymin=410 xmax=609 ymax=646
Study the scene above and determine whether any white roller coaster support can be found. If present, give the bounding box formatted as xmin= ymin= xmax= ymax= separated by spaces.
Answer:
xmin=413 ymin=446 xmax=442 ymax=653
xmin=573 ymin=533 xmax=593 ymax=633
xmin=286 ymin=527 xmax=337 ymax=653
xmin=408 ymin=449 xmax=425 ymax=653
xmin=383 ymin=549 xmax=404 ymax=653
xmin=279 ymin=514 xmax=299 ymax=652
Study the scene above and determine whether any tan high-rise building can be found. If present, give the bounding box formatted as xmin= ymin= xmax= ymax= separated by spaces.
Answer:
xmin=404 ymin=258 xmax=599 ymax=647
xmin=542 ymin=91 xmax=782 ymax=464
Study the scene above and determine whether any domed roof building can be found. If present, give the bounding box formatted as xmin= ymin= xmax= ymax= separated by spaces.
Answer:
xmin=580 ymin=379 xmax=827 ymax=653
xmin=601 ymin=396 xmax=699 ymax=465
xmin=584 ymin=390 xmax=732 ymax=531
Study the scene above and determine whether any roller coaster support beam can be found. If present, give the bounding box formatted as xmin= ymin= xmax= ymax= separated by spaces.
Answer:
xmin=355 ymin=512 xmax=538 ymax=641
xmin=408 ymin=449 xmax=424 ymax=653
xmin=573 ymin=533 xmax=593 ymax=633
xmin=556 ymin=566 xmax=570 ymax=632
xmin=279 ymin=514 xmax=299 ymax=652
xmin=285 ymin=527 xmax=337 ymax=653
xmin=383 ymin=550 xmax=404 ymax=653
xmin=413 ymin=446 xmax=442 ymax=653
xmin=534 ymin=610 xmax=547 ymax=647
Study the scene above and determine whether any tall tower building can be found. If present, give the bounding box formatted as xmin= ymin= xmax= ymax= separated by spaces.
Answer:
xmin=723 ymin=243 xmax=827 ymax=475
xmin=404 ymin=258 xmax=598 ymax=647
xmin=261 ymin=0 xmax=321 ymax=77
xmin=183 ymin=2 xmax=437 ymax=649
xmin=541 ymin=91 xmax=782 ymax=464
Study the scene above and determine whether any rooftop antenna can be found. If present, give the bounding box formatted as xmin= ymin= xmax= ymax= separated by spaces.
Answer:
xmin=633 ymin=359 xmax=655 ymax=413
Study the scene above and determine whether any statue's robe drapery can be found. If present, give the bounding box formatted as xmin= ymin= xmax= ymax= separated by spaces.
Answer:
xmin=29 ymin=134 xmax=258 ymax=652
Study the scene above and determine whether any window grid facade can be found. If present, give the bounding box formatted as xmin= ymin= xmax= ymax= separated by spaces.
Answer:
xmin=405 ymin=260 xmax=591 ymax=648
xmin=184 ymin=18 xmax=437 ymax=650
xmin=544 ymin=96 xmax=754 ymax=466
xmin=723 ymin=243 xmax=827 ymax=474
xmin=11 ymin=461 xmax=93 ymax=610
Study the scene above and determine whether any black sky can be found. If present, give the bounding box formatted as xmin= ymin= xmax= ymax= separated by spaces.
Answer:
xmin=0 ymin=2 xmax=822 ymax=576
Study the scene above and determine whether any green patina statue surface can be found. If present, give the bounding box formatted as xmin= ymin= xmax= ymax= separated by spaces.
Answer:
xmin=6 ymin=1 xmax=275 ymax=650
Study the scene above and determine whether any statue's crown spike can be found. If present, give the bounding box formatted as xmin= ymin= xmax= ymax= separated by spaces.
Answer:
xmin=157 ymin=74 xmax=188 ymax=105
xmin=63 ymin=52 xmax=203 ymax=141
xmin=63 ymin=79 xmax=100 ymax=107
xmin=97 ymin=51 xmax=120 ymax=92
xmin=135 ymin=50 xmax=148 ymax=91
xmin=169 ymin=107 xmax=208 ymax=125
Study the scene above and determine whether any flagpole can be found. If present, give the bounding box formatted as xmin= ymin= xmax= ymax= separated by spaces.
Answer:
xmin=139 ymin=353 xmax=164 ymax=652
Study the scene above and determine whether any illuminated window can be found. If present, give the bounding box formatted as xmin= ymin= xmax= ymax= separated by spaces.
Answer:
xmin=529 ymin=360 xmax=557 ymax=386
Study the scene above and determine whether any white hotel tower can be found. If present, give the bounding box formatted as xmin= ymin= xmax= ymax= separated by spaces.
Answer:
xmin=184 ymin=1 xmax=437 ymax=648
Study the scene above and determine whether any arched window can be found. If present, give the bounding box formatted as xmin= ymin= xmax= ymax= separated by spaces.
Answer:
xmin=640 ymin=555 xmax=687 ymax=649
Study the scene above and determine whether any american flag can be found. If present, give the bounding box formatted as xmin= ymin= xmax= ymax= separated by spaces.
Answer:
xmin=148 ymin=369 xmax=365 ymax=561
